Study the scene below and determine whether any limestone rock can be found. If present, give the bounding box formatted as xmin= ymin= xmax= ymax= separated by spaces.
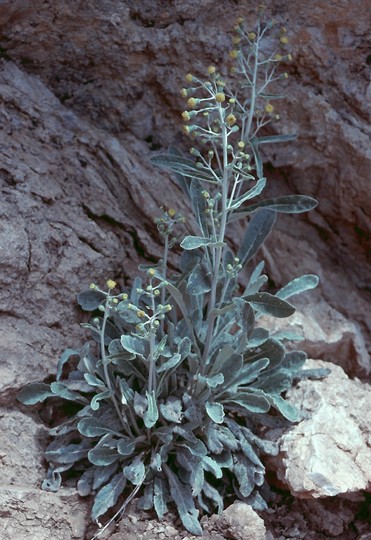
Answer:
xmin=207 ymin=501 xmax=267 ymax=540
xmin=266 ymin=360 xmax=371 ymax=498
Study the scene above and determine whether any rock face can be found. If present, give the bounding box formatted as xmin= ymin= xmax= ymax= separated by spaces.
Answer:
xmin=0 ymin=0 xmax=370 ymax=538
xmin=266 ymin=360 xmax=371 ymax=498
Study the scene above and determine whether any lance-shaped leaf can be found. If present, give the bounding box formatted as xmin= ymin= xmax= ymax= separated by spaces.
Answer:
xmin=254 ymin=133 xmax=297 ymax=145
xmin=88 ymin=446 xmax=119 ymax=466
xmin=45 ymin=442 xmax=89 ymax=464
xmin=93 ymin=462 xmax=118 ymax=490
xmin=267 ymin=394 xmax=301 ymax=422
xmin=151 ymin=153 xmax=219 ymax=184
xmin=275 ymin=274 xmax=319 ymax=300
xmin=120 ymin=335 xmax=147 ymax=358
xmin=245 ymin=292 xmax=295 ymax=318
xmin=181 ymin=235 xmax=225 ymax=250
xmin=160 ymin=397 xmax=183 ymax=423
xmin=56 ymin=348 xmax=80 ymax=380
xmin=50 ymin=382 xmax=89 ymax=404
xmin=237 ymin=209 xmax=276 ymax=267
xmin=227 ymin=177 xmax=266 ymax=210
xmin=91 ymin=389 xmax=113 ymax=411
xmin=154 ymin=476 xmax=169 ymax=520
xmin=168 ymin=146 xmax=191 ymax=196
xmin=186 ymin=261 xmax=211 ymax=295
xmin=143 ymin=390 xmax=159 ymax=428
xmin=164 ymin=466 xmax=203 ymax=536
xmin=228 ymin=389 xmax=271 ymax=413
xmin=190 ymin=179 xmax=210 ymax=235
xmin=17 ymin=382 xmax=54 ymax=405
xmin=91 ymin=472 xmax=127 ymax=522
xmin=230 ymin=195 xmax=318 ymax=222
xmin=77 ymin=417 xmax=122 ymax=438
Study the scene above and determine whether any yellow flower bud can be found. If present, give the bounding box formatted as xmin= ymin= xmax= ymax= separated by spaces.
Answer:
xmin=121 ymin=293 xmax=128 ymax=300
xmin=287 ymin=53 xmax=293 ymax=61
xmin=274 ymin=53 xmax=282 ymax=61
xmin=236 ymin=17 xmax=244 ymax=24
xmin=226 ymin=113 xmax=237 ymax=126
xmin=147 ymin=268 xmax=156 ymax=277
xmin=264 ymin=103 xmax=274 ymax=114
xmin=283 ymin=72 xmax=289 ymax=79
xmin=207 ymin=65 xmax=216 ymax=75
xmin=182 ymin=111 xmax=191 ymax=121
xmin=280 ymin=36 xmax=289 ymax=45
xmin=185 ymin=73 xmax=194 ymax=83
xmin=180 ymin=88 xmax=188 ymax=98
xmin=168 ymin=208 xmax=176 ymax=218
xmin=89 ymin=283 xmax=97 ymax=290
xmin=229 ymin=49 xmax=239 ymax=59
xmin=136 ymin=310 xmax=146 ymax=318
xmin=106 ymin=279 xmax=117 ymax=290
xmin=232 ymin=36 xmax=241 ymax=45
xmin=215 ymin=92 xmax=226 ymax=103
xmin=237 ymin=141 xmax=245 ymax=149
xmin=187 ymin=97 xmax=197 ymax=108
xmin=248 ymin=32 xmax=256 ymax=41
xmin=182 ymin=125 xmax=190 ymax=135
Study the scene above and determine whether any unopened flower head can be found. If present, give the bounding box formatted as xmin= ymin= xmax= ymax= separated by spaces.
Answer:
xmin=147 ymin=268 xmax=156 ymax=277
xmin=229 ymin=49 xmax=239 ymax=59
xmin=264 ymin=103 xmax=274 ymax=114
xmin=215 ymin=92 xmax=226 ymax=103
xmin=207 ymin=65 xmax=216 ymax=75
xmin=168 ymin=208 xmax=176 ymax=218
xmin=180 ymin=88 xmax=188 ymax=98
xmin=226 ymin=113 xmax=237 ymax=126
xmin=182 ymin=111 xmax=191 ymax=122
xmin=185 ymin=73 xmax=194 ymax=83
xmin=106 ymin=279 xmax=117 ymax=290
xmin=248 ymin=32 xmax=256 ymax=41
xmin=187 ymin=97 xmax=198 ymax=109
xmin=280 ymin=36 xmax=289 ymax=45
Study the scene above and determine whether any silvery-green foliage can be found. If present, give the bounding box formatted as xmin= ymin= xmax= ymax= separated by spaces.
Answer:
xmin=17 ymin=14 xmax=327 ymax=537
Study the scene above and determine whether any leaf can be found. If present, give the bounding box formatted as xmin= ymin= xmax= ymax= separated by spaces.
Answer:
xmin=202 ymin=481 xmax=224 ymax=513
xmin=77 ymin=417 xmax=121 ymax=438
xmin=202 ymin=456 xmax=223 ymax=479
xmin=50 ymin=382 xmax=88 ymax=403
xmin=197 ymin=373 xmax=224 ymax=389
xmin=157 ymin=353 xmax=182 ymax=374
xmin=245 ymin=292 xmax=295 ymax=318
xmin=237 ymin=209 xmax=276 ymax=267
xmin=238 ymin=358 xmax=270 ymax=386
xmin=93 ymin=462 xmax=118 ymax=490
xmin=88 ymin=446 xmax=119 ymax=466
xmin=255 ymin=133 xmax=297 ymax=145
xmin=17 ymin=382 xmax=54 ymax=405
xmin=124 ymin=456 xmax=146 ymax=485
xmin=91 ymin=389 xmax=113 ymax=411
xmin=91 ymin=472 xmax=127 ymax=522
xmin=186 ymin=262 xmax=211 ymax=295
xmin=117 ymin=438 xmax=137 ymax=456
xmin=228 ymin=390 xmax=271 ymax=413
xmin=77 ymin=469 xmax=95 ymax=496
xmin=228 ymin=177 xmax=266 ymax=210
xmin=56 ymin=348 xmax=80 ymax=380
xmin=267 ymin=394 xmax=301 ymax=421
xmin=190 ymin=179 xmax=210 ymax=236
xmin=143 ymin=390 xmax=159 ymax=428
xmin=164 ymin=466 xmax=203 ymax=536
xmin=45 ymin=442 xmax=89 ymax=464
xmin=160 ymin=397 xmax=183 ymax=423
xmin=77 ymin=290 xmax=106 ymax=311
xmin=154 ymin=476 xmax=168 ymax=520
xmin=233 ymin=453 xmax=255 ymax=497
xmin=230 ymin=195 xmax=318 ymax=221
xmin=275 ymin=274 xmax=319 ymax=300
xmin=120 ymin=335 xmax=147 ymax=358
xmin=181 ymin=235 xmax=224 ymax=250
xmin=151 ymin=153 xmax=219 ymax=184
xmin=205 ymin=402 xmax=225 ymax=424
xmin=168 ymin=146 xmax=191 ymax=196
xmin=84 ymin=373 xmax=106 ymax=388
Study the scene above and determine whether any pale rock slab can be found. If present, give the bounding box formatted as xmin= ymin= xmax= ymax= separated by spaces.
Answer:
xmin=207 ymin=501 xmax=267 ymax=540
xmin=267 ymin=360 xmax=371 ymax=498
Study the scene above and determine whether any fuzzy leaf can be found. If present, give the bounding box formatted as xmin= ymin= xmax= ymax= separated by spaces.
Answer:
xmin=77 ymin=469 xmax=95 ymax=496
xmin=205 ymin=402 xmax=225 ymax=424
xmin=151 ymin=153 xmax=219 ymax=184
xmin=154 ymin=476 xmax=168 ymax=520
xmin=157 ymin=353 xmax=182 ymax=373
xmin=91 ymin=472 xmax=126 ymax=522
xmin=275 ymin=274 xmax=319 ymax=300
xmin=77 ymin=290 xmax=106 ymax=311
xmin=120 ymin=335 xmax=146 ymax=358
xmin=202 ymin=481 xmax=224 ymax=513
xmin=233 ymin=453 xmax=255 ymax=497
xmin=88 ymin=446 xmax=119 ymax=466
xmin=181 ymin=235 xmax=224 ymax=250
xmin=160 ymin=397 xmax=183 ymax=423
xmin=17 ymin=382 xmax=54 ymax=405
xmin=117 ymin=438 xmax=137 ymax=456
xmin=230 ymin=195 xmax=318 ymax=221
xmin=245 ymin=292 xmax=295 ymax=318
xmin=165 ymin=466 xmax=203 ymax=536
xmin=77 ymin=417 xmax=121 ymax=438
xmin=255 ymin=133 xmax=297 ymax=145
xmin=228 ymin=177 xmax=266 ymax=210
xmin=93 ymin=462 xmax=118 ymax=490
xmin=91 ymin=389 xmax=113 ymax=411
xmin=143 ymin=390 xmax=159 ymax=428
xmin=202 ymin=456 xmax=223 ymax=479
xmin=267 ymin=394 xmax=301 ymax=421
xmin=124 ymin=456 xmax=146 ymax=485
xmin=238 ymin=358 xmax=270 ymax=386
xmin=229 ymin=390 xmax=271 ymax=413
xmin=237 ymin=209 xmax=276 ymax=266
xmin=56 ymin=348 xmax=80 ymax=380
xmin=186 ymin=262 xmax=211 ymax=295
xmin=50 ymin=382 xmax=88 ymax=403
xmin=45 ymin=442 xmax=89 ymax=464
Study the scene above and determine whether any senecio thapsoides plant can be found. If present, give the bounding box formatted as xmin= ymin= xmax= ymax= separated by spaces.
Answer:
xmin=18 ymin=15 xmax=325 ymax=537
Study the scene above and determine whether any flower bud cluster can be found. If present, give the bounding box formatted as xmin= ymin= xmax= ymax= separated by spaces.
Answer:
xmin=225 ymin=257 xmax=243 ymax=278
